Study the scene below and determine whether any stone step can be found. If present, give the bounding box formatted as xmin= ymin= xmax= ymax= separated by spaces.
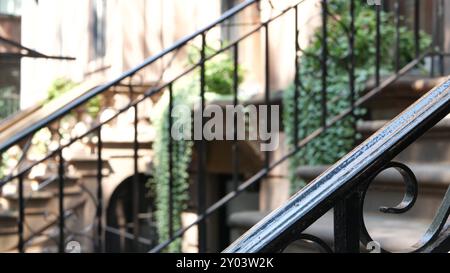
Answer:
xmin=0 ymin=210 xmax=18 ymax=233
xmin=228 ymin=210 xmax=433 ymax=253
xmin=1 ymin=173 xmax=79 ymax=196
xmin=1 ymin=191 xmax=54 ymax=215
xmin=0 ymin=211 xmax=19 ymax=252
xmin=67 ymin=155 xmax=112 ymax=178
xmin=3 ymin=185 xmax=84 ymax=214
xmin=0 ymin=196 xmax=87 ymax=252
xmin=29 ymin=174 xmax=79 ymax=192
xmin=89 ymin=139 xmax=154 ymax=150
xmin=364 ymin=76 xmax=447 ymax=120
xmin=357 ymin=119 xmax=450 ymax=163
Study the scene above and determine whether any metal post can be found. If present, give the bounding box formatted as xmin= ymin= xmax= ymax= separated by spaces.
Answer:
xmin=294 ymin=5 xmax=300 ymax=146
xmin=133 ymin=103 xmax=140 ymax=252
xmin=438 ymin=0 xmax=445 ymax=76
xmin=168 ymin=84 xmax=174 ymax=239
xmin=414 ymin=0 xmax=420 ymax=58
xmin=334 ymin=191 xmax=362 ymax=253
xmin=197 ymin=33 xmax=207 ymax=253
xmin=375 ymin=4 xmax=381 ymax=87
xmin=321 ymin=0 xmax=328 ymax=128
xmin=349 ymin=0 xmax=356 ymax=136
xmin=18 ymin=174 xmax=25 ymax=253
xmin=431 ymin=0 xmax=439 ymax=77
xmin=232 ymin=44 xmax=240 ymax=190
xmin=394 ymin=0 xmax=400 ymax=72
xmin=96 ymin=127 xmax=103 ymax=252
xmin=264 ymin=23 xmax=271 ymax=170
xmin=58 ymin=150 xmax=65 ymax=253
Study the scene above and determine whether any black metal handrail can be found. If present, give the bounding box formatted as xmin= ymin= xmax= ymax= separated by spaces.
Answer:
xmin=224 ymin=77 xmax=450 ymax=253
xmin=0 ymin=0 xmax=447 ymax=253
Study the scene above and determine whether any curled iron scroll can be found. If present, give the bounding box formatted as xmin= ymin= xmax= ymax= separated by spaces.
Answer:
xmin=359 ymin=161 xmax=450 ymax=253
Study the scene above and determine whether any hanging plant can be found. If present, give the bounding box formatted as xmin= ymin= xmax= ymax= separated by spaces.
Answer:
xmin=283 ymin=0 xmax=431 ymax=193
xmin=150 ymin=44 xmax=244 ymax=252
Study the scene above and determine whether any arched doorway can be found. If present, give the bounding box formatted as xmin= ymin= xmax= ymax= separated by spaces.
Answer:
xmin=105 ymin=173 xmax=158 ymax=252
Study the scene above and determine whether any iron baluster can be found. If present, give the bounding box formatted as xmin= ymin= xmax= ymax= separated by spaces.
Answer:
xmin=394 ymin=0 xmax=400 ymax=72
xmin=321 ymin=0 xmax=328 ymax=128
xmin=197 ymin=32 xmax=207 ymax=253
xmin=334 ymin=190 xmax=362 ymax=253
xmin=431 ymin=0 xmax=438 ymax=77
xmin=349 ymin=0 xmax=356 ymax=139
xmin=438 ymin=0 xmax=445 ymax=76
xmin=232 ymin=44 xmax=240 ymax=190
xmin=414 ymin=0 xmax=420 ymax=58
xmin=133 ymin=96 xmax=140 ymax=251
xmin=294 ymin=5 xmax=300 ymax=146
xmin=168 ymin=83 xmax=174 ymax=240
xmin=96 ymin=127 xmax=104 ymax=252
xmin=376 ymin=3 xmax=381 ymax=87
xmin=264 ymin=23 xmax=271 ymax=170
xmin=18 ymin=174 xmax=25 ymax=253
xmin=58 ymin=149 xmax=65 ymax=253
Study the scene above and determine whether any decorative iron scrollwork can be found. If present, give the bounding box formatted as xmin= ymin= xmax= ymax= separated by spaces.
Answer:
xmin=360 ymin=161 xmax=450 ymax=253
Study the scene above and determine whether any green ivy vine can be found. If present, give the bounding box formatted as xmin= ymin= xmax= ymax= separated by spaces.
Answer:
xmin=150 ymin=45 xmax=244 ymax=252
xmin=283 ymin=0 xmax=431 ymax=193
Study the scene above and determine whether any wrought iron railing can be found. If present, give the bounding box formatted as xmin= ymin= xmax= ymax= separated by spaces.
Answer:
xmin=0 ymin=0 xmax=447 ymax=253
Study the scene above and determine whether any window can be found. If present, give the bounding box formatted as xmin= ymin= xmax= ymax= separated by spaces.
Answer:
xmin=221 ymin=0 xmax=239 ymax=42
xmin=0 ymin=0 xmax=22 ymax=16
xmin=92 ymin=0 xmax=106 ymax=59
xmin=0 ymin=59 xmax=20 ymax=120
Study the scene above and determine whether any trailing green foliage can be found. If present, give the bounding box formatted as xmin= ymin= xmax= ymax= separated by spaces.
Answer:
xmin=46 ymin=77 xmax=101 ymax=117
xmin=46 ymin=77 xmax=78 ymax=102
xmin=150 ymin=84 xmax=196 ymax=252
xmin=0 ymin=153 xmax=8 ymax=179
xmin=150 ymin=45 xmax=244 ymax=252
xmin=283 ymin=1 xmax=431 ymax=193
